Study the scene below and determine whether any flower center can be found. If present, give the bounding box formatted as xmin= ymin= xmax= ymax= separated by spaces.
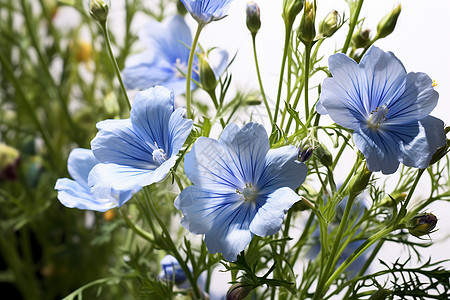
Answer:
xmin=367 ymin=104 xmax=388 ymax=129
xmin=236 ymin=183 xmax=258 ymax=202
xmin=173 ymin=58 xmax=187 ymax=78
xmin=151 ymin=143 xmax=168 ymax=165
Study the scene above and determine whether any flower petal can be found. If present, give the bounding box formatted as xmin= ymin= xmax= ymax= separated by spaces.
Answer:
xmin=168 ymin=107 xmax=193 ymax=157
xmin=258 ymin=146 xmax=307 ymax=193
xmin=67 ymin=148 xmax=97 ymax=188
xmin=250 ymin=187 xmax=299 ymax=236
xmin=55 ymin=178 xmax=117 ymax=212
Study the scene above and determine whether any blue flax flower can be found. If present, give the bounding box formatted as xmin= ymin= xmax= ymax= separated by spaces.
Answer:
xmin=180 ymin=0 xmax=234 ymax=24
xmin=88 ymin=86 xmax=193 ymax=194
xmin=158 ymin=255 xmax=188 ymax=285
xmin=55 ymin=148 xmax=133 ymax=211
xmin=122 ymin=16 xmax=197 ymax=95
xmin=175 ymin=122 xmax=307 ymax=261
xmin=317 ymin=46 xmax=445 ymax=174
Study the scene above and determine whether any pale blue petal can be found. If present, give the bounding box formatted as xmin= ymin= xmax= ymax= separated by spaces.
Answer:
xmin=123 ymin=53 xmax=173 ymax=90
xmin=258 ymin=146 xmax=307 ymax=193
xmin=168 ymin=107 xmax=193 ymax=157
xmin=55 ymin=178 xmax=117 ymax=212
xmin=353 ymin=128 xmax=400 ymax=174
xmin=385 ymin=72 xmax=439 ymax=124
xmin=67 ymin=148 xmax=97 ymax=188
xmin=397 ymin=116 xmax=445 ymax=169
xmin=130 ymin=86 xmax=174 ymax=152
xmin=180 ymin=0 xmax=234 ymax=24
xmin=88 ymin=157 xmax=176 ymax=192
xmin=184 ymin=137 xmax=242 ymax=192
xmin=175 ymin=185 xmax=242 ymax=234
xmin=250 ymin=187 xmax=299 ymax=236
xmin=359 ymin=46 xmax=406 ymax=111
xmin=91 ymin=119 xmax=157 ymax=169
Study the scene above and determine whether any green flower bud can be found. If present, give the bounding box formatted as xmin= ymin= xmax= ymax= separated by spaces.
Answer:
xmin=282 ymin=0 xmax=304 ymax=27
xmin=226 ymin=282 xmax=253 ymax=300
xmin=351 ymin=28 xmax=371 ymax=49
xmin=379 ymin=192 xmax=407 ymax=207
xmin=89 ymin=0 xmax=109 ymax=23
xmin=376 ymin=4 xmax=401 ymax=39
xmin=0 ymin=143 xmax=21 ymax=181
xmin=298 ymin=1 xmax=316 ymax=43
xmin=246 ymin=98 xmax=262 ymax=106
xmin=314 ymin=145 xmax=332 ymax=168
xmin=246 ymin=2 xmax=261 ymax=35
xmin=348 ymin=164 xmax=372 ymax=196
xmin=319 ymin=10 xmax=341 ymax=38
xmin=298 ymin=146 xmax=313 ymax=162
xmin=198 ymin=53 xmax=218 ymax=93
xmin=407 ymin=213 xmax=437 ymax=237
xmin=369 ymin=288 xmax=391 ymax=300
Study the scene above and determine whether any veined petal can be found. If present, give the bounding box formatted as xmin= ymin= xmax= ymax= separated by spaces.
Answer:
xmin=396 ymin=116 xmax=445 ymax=169
xmin=386 ymin=72 xmax=439 ymax=124
xmin=91 ymin=119 xmax=157 ymax=169
xmin=168 ymin=107 xmax=193 ymax=157
xmin=250 ymin=187 xmax=299 ymax=236
xmin=180 ymin=0 xmax=234 ymax=24
xmin=67 ymin=148 xmax=97 ymax=188
xmin=123 ymin=53 xmax=173 ymax=90
xmin=130 ymin=86 xmax=174 ymax=152
xmin=258 ymin=146 xmax=307 ymax=193
xmin=55 ymin=178 xmax=118 ymax=212
xmin=353 ymin=128 xmax=400 ymax=174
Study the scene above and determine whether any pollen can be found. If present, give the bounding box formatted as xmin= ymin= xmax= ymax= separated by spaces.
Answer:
xmin=236 ymin=183 xmax=258 ymax=202
xmin=432 ymin=80 xmax=437 ymax=87
xmin=367 ymin=105 xmax=388 ymax=129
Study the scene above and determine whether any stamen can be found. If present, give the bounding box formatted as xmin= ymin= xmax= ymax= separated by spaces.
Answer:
xmin=367 ymin=104 xmax=388 ymax=129
xmin=432 ymin=80 xmax=437 ymax=87
xmin=236 ymin=183 xmax=258 ymax=202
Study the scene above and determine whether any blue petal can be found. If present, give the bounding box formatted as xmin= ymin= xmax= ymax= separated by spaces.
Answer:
xmin=184 ymin=137 xmax=241 ymax=192
xmin=258 ymin=146 xmax=307 ymax=193
xmin=353 ymin=128 xmax=400 ymax=174
xmin=385 ymin=72 xmax=439 ymax=125
xmin=180 ymin=0 xmax=234 ymax=24
xmin=168 ymin=107 xmax=193 ymax=157
xmin=130 ymin=86 xmax=174 ymax=153
xmin=359 ymin=46 xmax=406 ymax=112
xmin=250 ymin=187 xmax=299 ymax=236
xmin=67 ymin=148 xmax=97 ymax=188
xmin=88 ymin=156 xmax=176 ymax=193
xmin=396 ymin=116 xmax=445 ymax=169
xmin=91 ymin=119 xmax=157 ymax=169
xmin=55 ymin=178 xmax=118 ymax=212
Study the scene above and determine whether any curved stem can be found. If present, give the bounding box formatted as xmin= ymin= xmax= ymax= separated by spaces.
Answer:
xmin=251 ymin=33 xmax=273 ymax=125
xmin=342 ymin=0 xmax=364 ymax=54
xmin=186 ymin=24 xmax=204 ymax=119
xmin=274 ymin=25 xmax=291 ymax=124
xmin=100 ymin=21 xmax=131 ymax=112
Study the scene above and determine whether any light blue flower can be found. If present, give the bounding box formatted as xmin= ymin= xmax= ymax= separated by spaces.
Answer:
xmin=54 ymin=148 xmax=133 ymax=212
xmin=122 ymin=16 xmax=197 ymax=95
xmin=88 ymin=86 xmax=193 ymax=194
xmin=317 ymin=46 xmax=446 ymax=174
xmin=174 ymin=122 xmax=307 ymax=261
xmin=180 ymin=0 xmax=234 ymax=24
xmin=158 ymin=255 xmax=188 ymax=285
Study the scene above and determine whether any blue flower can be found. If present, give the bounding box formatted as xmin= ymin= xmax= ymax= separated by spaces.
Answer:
xmin=174 ymin=122 xmax=307 ymax=261
xmin=180 ymin=0 xmax=234 ymax=24
xmin=122 ymin=16 xmax=197 ymax=95
xmin=54 ymin=148 xmax=133 ymax=212
xmin=158 ymin=255 xmax=188 ymax=285
xmin=88 ymin=86 xmax=193 ymax=194
xmin=317 ymin=46 xmax=446 ymax=174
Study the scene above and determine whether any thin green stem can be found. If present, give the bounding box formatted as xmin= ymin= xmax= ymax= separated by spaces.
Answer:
xmin=251 ymin=33 xmax=273 ymax=125
xmin=342 ymin=0 xmax=364 ymax=54
xmin=186 ymin=24 xmax=204 ymax=119
xmin=274 ymin=25 xmax=291 ymax=124
xmin=120 ymin=210 xmax=154 ymax=243
xmin=208 ymin=91 xmax=226 ymax=128
xmin=303 ymin=43 xmax=312 ymax=120
xmin=100 ymin=21 xmax=131 ymax=111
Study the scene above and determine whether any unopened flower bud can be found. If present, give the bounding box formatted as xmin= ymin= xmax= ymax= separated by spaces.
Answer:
xmin=0 ymin=143 xmax=20 ymax=181
xmin=348 ymin=164 xmax=372 ymax=196
xmin=379 ymin=192 xmax=406 ymax=207
xmin=314 ymin=145 xmax=332 ymax=168
xmin=319 ymin=10 xmax=341 ymax=38
xmin=351 ymin=28 xmax=371 ymax=49
xmin=89 ymin=0 xmax=109 ymax=23
xmin=369 ymin=288 xmax=391 ymax=300
xmin=226 ymin=282 xmax=253 ymax=300
xmin=246 ymin=98 xmax=262 ymax=106
xmin=407 ymin=213 xmax=437 ymax=237
xmin=246 ymin=2 xmax=261 ymax=35
xmin=298 ymin=146 xmax=313 ymax=162
xmin=298 ymin=1 xmax=316 ymax=43
xmin=282 ymin=0 xmax=304 ymax=27
xmin=198 ymin=54 xmax=218 ymax=93
xmin=376 ymin=4 xmax=401 ymax=39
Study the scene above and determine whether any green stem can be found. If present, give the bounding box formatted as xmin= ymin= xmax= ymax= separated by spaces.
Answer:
xmin=100 ymin=21 xmax=131 ymax=112
xmin=274 ymin=25 xmax=291 ymax=124
xmin=290 ymin=212 xmax=315 ymax=264
xmin=208 ymin=91 xmax=226 ymax=128
xmin=186 ymin=24 xmax=203 ymax=119
xmin=251 ymin=33 xmax=273 ymax=125
xmin=303 ymin=43 xmax=312 ymax=121
xmin=120 ymin=210 xmax=154 ymax=243
xmin=342 ymin=0 xmax=364 ymax=54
